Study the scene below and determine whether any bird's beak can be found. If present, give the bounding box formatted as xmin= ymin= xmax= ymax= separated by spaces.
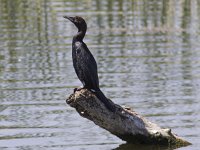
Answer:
xmin=63 ymin=16 xmax=74 ymax=23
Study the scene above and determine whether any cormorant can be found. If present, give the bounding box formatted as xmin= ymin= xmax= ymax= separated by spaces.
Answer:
xmin=64 ymin=16 xmax=115 ymax=112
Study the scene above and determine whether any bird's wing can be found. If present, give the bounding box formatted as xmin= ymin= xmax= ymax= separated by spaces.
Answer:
xmin=75 ymin=42 xmax=99 ymax=89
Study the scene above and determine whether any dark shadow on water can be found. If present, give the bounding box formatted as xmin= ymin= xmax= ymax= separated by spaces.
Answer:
xmin=113 ymin=143 xmax=190 ymax=150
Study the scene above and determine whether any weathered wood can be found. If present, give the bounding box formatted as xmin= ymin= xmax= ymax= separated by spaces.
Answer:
xmin=66 ymin=89 xmax=191 ymax=147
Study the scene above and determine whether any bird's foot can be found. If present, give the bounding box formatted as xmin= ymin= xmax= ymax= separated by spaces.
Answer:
xmin=73 ymin=87 xmax=84 ymax=93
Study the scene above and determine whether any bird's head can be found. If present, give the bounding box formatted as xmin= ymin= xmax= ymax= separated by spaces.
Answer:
xmin=64 ymin=16 xmax=87 ymax=32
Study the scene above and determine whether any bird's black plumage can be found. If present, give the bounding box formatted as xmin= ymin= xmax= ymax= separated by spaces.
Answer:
xmin=64 ymin=16 xmax=115 ymax=112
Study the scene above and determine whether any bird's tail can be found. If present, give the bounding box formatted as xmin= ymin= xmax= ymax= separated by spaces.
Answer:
xmin=94 ymin=89 xmax=115 ymax=112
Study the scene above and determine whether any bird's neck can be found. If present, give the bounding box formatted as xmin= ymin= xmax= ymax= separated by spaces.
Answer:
xmin=73 ymin=29 xmax=86 ymax=42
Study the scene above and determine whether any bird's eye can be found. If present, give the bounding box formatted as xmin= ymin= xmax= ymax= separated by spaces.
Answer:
xmin=74 ymin=17 xmax=78 ymax=22
xmin=75 ymin=17 xmax=81 ymax=23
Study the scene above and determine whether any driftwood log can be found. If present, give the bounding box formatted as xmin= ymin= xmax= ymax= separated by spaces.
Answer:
xmin=66 ymin=89 xmax=191 ymax=147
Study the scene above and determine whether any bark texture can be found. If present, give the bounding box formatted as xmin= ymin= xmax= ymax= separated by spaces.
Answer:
xmin=66 ymin=89 xmax=191 ymax=147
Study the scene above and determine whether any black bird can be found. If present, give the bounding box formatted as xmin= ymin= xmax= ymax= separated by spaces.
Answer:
xmin=64 ymin=16 xmax=115 ymax=112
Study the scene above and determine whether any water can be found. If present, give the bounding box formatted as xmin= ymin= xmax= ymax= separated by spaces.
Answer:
xmin=0 ymin=0 xmax=200 ymax=149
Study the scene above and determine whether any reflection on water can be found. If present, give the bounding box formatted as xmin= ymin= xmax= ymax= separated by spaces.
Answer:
xmin=0 ymin=0 xmax=200 ymax=149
